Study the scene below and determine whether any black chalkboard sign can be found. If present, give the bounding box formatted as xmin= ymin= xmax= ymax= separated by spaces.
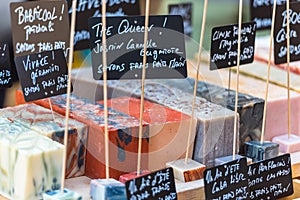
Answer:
xmin=274 ymin=1 xmax=300 ymax=64
xmin=88 ymin=15 xmax=187 ymax=80
xmin=125 ymin=168 xmax=177 ymax=200
xmin=250 ymin=0 xmax=300 ymax=30
xmin=66 ymin=0 xmax=140 ymax=51
xmin=204 ymin=158 xmax=249 ymax=199
xmin=169 ymin=3 xmax=192 ymax=37
xmin=0 ymin=43 xmax=12 ymax=89
xmin=14 ymin=49 xmax=70 ymax=102
xmin=210 ymin=22 xmax=256 ymax=70
xmin=10 ymin=1 xmax=70 ymax=59
xmin=248 ymin=154 xmax=293 ymax=199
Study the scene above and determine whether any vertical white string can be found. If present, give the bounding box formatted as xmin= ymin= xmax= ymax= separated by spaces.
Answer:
xmin=286 ymin=0 xmax=291 ymax=139
xmin=185 ymin=0 xmax=208 ymax=164
xmin=61 ymin=0 xmax=76 ymax=193
xmin=48 ymin=98 xmax=56 ymax=122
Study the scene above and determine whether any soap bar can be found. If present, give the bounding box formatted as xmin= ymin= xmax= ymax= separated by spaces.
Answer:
xmin=29 ymin=94 xmax=149 ymax=180
xmin=90 ymin=178 xmax=126 ymax=200
xmin=98 ymin=97 xmax=197 ymax=171
xmin=166 ymin=158 xmax=206 ymax=182
xmin=43 ymin=189 xmax=82 ymax=200
xmin=215 ymin=154 xmax=252 ymax=166
xmin=272 ymin=134 xmax=300 ymax=153
xmin=164 ymin=78 xmax=264 ymax=155
xmin=245 ymin=140 xmax=279 ymax=162
xmin=119 ymin=170 xmax=150 ymax=184
xmin=0 ymin=118 xmax=64 ymax=200
xmin=0 ymin=104 xmax=88 ymax=178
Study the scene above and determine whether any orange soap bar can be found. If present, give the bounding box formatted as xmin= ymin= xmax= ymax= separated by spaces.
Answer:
xmin=98 ymin=97 xmax=197 ymax=171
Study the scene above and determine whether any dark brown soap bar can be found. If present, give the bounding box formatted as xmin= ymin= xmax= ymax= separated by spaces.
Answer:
xmin=167 ymin=78 xmax=264 ymax=155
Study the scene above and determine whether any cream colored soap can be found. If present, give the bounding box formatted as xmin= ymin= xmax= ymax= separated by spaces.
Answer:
xmin=0 ymin=118 xmax=64 ymax=200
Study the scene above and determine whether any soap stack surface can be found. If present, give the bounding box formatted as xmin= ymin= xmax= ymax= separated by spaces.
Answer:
xmin=0 ymin=118 xmax=64 ymax=200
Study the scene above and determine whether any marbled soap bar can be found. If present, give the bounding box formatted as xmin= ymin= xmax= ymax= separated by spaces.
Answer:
xmin=29 ymin=94 xmax=149 ymax=180
xmin=43 ymin=189 xmax=82 ymax=200
xmin=0 ymin=118 xmax=64 ymax=200
xmin=0 ymin=104 xmax=88 ymax=178
xmin=163 ymin=78 xmax=264 ymax=155
xmin=119 ymin=170 xmax=150 ymax=184
xmin=90 ymin=178 xmax=126 ymax=200
xmin=245 ymin=141 xmax=279 ymax=162
xmin=98 ymin=97 xmax=197 ymax=171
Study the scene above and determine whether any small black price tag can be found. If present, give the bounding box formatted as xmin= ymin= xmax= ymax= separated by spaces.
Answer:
xmin=88 ymin=15 xmax=187 ymax=80
xmin=274 ymin=1 xmax=300 ymax=64
xmin=204 ymin=158 xmax=249 ymax=199
xmin=248 ymin=154 xmax=293 ymax=199
xmin=0 ymin=43 xmax=12 ymax=88
xmin=66 ymin=0 xmax=140 ymax=50
xmin=210 ymin=22 xmax=256 ymax=70
xmin=10 ymin=0 xmax=70 ymax=59
xmin=125 ymin=168 xmax=177 ymax=200
xmin=14 ymin=49 xmax=71 ymax=102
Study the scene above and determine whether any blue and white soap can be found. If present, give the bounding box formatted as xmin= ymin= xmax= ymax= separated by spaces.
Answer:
xmin=0 ymin=118 xmax=64 ymax=200
xmin=43 ymin=189 xmax=82 ymax=200
xmin=90 ymin=178 xmax=126 ymax=200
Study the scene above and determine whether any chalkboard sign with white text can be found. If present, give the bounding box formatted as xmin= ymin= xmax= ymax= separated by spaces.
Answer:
xmin=125 ymin=168 xmax=177 ymax=200
xmin=0 ymin=43 xmax=12 ymax=88
xmin=14 ymin=49 xmax=70 ymax=102
xmin=10 ymin=1 xmax=70 ymax=59
xmin=210 ymin=22 xmax=256 ymax=70
xmin=274 ymin=1 xmax=300 ymax=64
xmin=67 ymin=0 xmax=140 ymax=50
xmin=204 ymin=158 xmax=249 ymax=199
xmin=248 ymin=154 xmax=293 ymax=199
xmin=88 ymin=15 xmax=187 ymax=80
xmin=169 ymin=3 xmax=192 ymax=37
xmin=250 ymin=0 xmax=300 ymax=30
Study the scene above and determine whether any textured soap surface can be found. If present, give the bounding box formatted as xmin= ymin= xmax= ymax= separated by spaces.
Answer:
xmin=27 ymin=94 xmax=149 ymax=179
xmin=98 ymin=96 xmax=196 ymax=171
xmin=163 ymin=78 xmax=264 ymax=155
xmin=119 ymin=170 xmax=150 ymax=184
xmin=245 ymin=140 xmax=279 ymax=162
xmin=0 ymin=118 xmax=64 ymax=200
xmin=166 ymin=158 xmax=206 ymax=182
xmin=0 ymin=104 xmax=87 ymax=178
xmin=43 ymin=189 xmax=82 ymax=200
xmin=272 ymin=134 xmax=300 ymax=153
xmin=90 ymin=178 xmax=126 ymax=200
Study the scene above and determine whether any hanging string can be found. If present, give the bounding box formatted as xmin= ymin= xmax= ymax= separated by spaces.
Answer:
xmin=233 ymin=0 xmax=243 ymax=159
xmin=137 ymin=0 xmax=150 ymax=175
xmin=261 ymin=0 xmax=277 ymax=144
xmin=61 ymin=0 xmax=77 ymax=193
xmin=101 ymin=0 xmax=110 ymax=180
xmin=185 ymin=0 xmax=208 ymax=164
xmin=286 ymin=0 xmax=291 ymax=139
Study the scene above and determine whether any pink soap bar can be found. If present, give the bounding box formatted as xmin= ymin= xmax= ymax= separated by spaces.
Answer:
xmin=98 ymin=97 xmax=196 ymax=171
xmin=119 ymin=170 xmax=150 ymax=183
xmin=272 ymin=134 xmax=300 ymax=153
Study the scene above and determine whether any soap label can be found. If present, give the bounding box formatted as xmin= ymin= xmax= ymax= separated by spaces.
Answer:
xmin=204 ymin=158 xmax=249 ymax=199
xmin=88 ymin=15 xmax=187 ymax=80
xmin=14 ymin=49 xmax=70 ymax=102
xmin=66 ymin=0 xmax=140 ymax=50
xmin=169 ymin=3 xmax=192 ymax=37
xmin=0 ymin=43 xmax=12 ymax=88
xmin=125 ymin=168 xmax=177 ymax=200
xmin=210 ymin=22 xmax=256 ymax=70
xmin=10 ymin=1 xmax=70 ymax=59
xmin=248 ymin=154 xmax=293 ymax=199
xmin=274 ymin=1 xmax=300 ymax=64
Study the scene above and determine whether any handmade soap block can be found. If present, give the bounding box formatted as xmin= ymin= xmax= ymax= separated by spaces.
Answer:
xmin=0 ymin=104 xmax=88 ymax=178
xmin=29 ymin=94 xmax=149 ymax=180
xmin=90 ymin=178 xmax=126 ymax=200
xmin=166 ymin=158 xmax=206 ymax=182
xmin=272 ymin=134 xmax=300 ymax=153
xmin=245 ymin=141 xmax=279 ymax=162
xmin=98 ymin=97 xmax=197 ymax=171
xmin=0 ymin=118 xmax=64 ymax=200
xmin=119 ymin=170 xmax=150 ymax=184
xmin=215 ymin=154 xmax=252 ymax=166
xmin=43 ymin=189 xmax=82 ymax=200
